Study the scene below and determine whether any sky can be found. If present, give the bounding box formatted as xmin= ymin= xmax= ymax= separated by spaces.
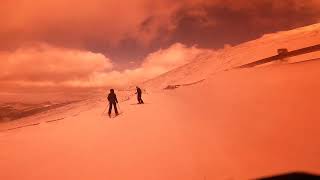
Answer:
xmin=1 ymin=0 xmax=320 ymax=91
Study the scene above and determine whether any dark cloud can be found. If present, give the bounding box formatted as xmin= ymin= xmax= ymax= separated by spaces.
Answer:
xmin=165 ymin=0 xmax=320 ymax=49
xmin=0 ymin=0 xmax=319 ymax=65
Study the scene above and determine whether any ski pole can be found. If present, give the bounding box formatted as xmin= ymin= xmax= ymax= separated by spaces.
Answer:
xmin=101 ymin=105 xmax=108 ymax=116
xmin=117 ymin=103 xmax=121 ymax=113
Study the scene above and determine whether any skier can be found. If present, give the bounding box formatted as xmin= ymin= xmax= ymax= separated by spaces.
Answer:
xmin=107 ymin=89 xmax=119 ymax=117
xmin=135 ymin=86 xmax=144 ymax=104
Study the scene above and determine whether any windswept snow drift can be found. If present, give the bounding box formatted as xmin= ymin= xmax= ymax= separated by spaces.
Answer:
xmin=1 ymin=24 xmax=320 ymax=180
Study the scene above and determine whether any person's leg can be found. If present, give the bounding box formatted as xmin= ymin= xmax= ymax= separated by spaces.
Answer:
xmin=137 ymin=96 xmax=141 ymax=104
xmin=138 ymin=95 xmax=144 ymax=104
xmin=108 ymin=103 xmax=112 ymax=116
xmin=114 ymin=102 xmax=119 ymax=115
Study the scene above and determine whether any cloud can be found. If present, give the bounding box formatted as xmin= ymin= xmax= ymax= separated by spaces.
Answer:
xmin=2 ymin=0 xmax=319 ymax=53
xmin=126 ymin=43 xmax=211 ymax=84
xmin=0 ymin=43 xmax=210 ymax=90
xmin=140 ymin=43 xmax=210 ymax=76
xmin=63 ymin=43 xmax=212 ymax=88
xmin=0 ymin=0 xmax=182 ymax=50
xmin=0 ymin=43 xmax=112 ymax=85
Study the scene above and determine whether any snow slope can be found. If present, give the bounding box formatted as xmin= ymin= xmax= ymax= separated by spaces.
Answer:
xmin=143 ymin=23 xmax=320 ymax=89
xmin=1 ymin=59 xmax=320 ymax=180
xmin=1 ymin=24 xmax=320 ymax=180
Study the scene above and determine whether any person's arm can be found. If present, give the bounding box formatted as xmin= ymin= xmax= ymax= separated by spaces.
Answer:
xmin=107 ymin=94 xmax=111 ymax=102
xmin=115 ymin=95 xmax=118 ymax=103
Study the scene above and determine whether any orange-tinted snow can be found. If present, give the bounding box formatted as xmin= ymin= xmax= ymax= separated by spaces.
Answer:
xmin=1 ymin=59 xmax=320 ymax=179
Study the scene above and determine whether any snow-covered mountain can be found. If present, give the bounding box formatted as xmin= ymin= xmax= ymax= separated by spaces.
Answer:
xmin=143 ymin=23 xmax=320 ymax=89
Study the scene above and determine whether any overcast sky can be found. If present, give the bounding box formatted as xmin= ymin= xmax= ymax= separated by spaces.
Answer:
xmin=1 ymin=0 xmax=320 ymax=90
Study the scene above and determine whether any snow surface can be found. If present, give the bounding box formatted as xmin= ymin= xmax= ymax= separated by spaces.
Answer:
xmin=1 ymin=24 xmax=320 ymax=180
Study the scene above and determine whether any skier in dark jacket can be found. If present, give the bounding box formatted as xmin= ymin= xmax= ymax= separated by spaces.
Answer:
xmin=107 ymin=89 xmax=119 ymax=117
xmin=135 ymin=86 xmax=144 ymax=104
